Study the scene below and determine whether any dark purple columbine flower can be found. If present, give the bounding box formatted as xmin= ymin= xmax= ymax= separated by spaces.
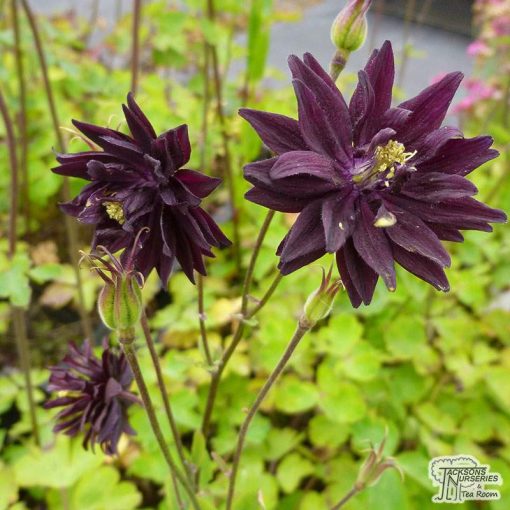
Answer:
xmin=44 ymin=340 xmax=139 ymax=455
xmin=53 ymin=93 xmax=230 ymax=284
xmin=240 ymin=41 xmax=506 ymax=307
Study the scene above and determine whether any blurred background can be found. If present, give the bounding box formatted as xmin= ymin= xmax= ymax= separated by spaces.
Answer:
xmin=0 ymin=1 xmax=509 ymax=509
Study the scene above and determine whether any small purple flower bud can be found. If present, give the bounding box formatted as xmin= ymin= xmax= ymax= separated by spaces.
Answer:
xmin=302 ymin=266 xmax=342 ymax=327
xmin=331 ymin=0 xmax=372 ymax=53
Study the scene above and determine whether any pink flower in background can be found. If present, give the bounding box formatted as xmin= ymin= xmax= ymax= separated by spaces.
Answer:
xmin=492 ymin=16 xmax=510 ymax=36
xmin=454 ymin=79 xmax=500 ymax=112
xmin=467 ymin=40 xmax=490 ymax=57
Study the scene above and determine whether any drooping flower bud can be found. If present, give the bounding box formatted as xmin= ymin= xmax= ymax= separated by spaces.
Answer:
xmin=329 ymin=0 xmax=372 ymax=80
xmin=302 ymin=266 xmax=342 ymax=327
xmin=81 ymin=232 xmax=146 ymax=339
xmin=331 ymin=0 xmax=371 ymax=53
xmin=355 ymin=434 xmax=403 ymax=490
xmin=98 ymin=272 xmax=143 ymax=335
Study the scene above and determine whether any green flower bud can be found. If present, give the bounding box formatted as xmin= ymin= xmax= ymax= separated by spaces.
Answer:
xmin=356 ymin=434 xmax=403 ymax=490
xmin=331 ymin=0 xmax=371 ymax=53
xmin=302 ymin=266 xmax=342 ymax=327
xmin=98 ymin=273 xmax=143 ymax=335
xmin=80 ymin=241 xmax=145 ymax=338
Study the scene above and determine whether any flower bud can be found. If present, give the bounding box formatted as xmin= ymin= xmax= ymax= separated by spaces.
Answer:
xmin=356 ymin=434 xmax=403 ymax=490
xmin=331 ymin=0 xmax=371 ymax=54
xmin=80 ymin=242 xmax=145 ymax=338
xmin=98 ymin=273 xmax=143 ymax=335
xmin=302 ymin=266 xmax=342 ymax=327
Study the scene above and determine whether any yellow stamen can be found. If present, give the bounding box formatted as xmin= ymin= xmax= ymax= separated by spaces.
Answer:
xmin=373 ymin=140 xmax=416 ymax=174
xmin=104 ymin=201 xmax=125 ymax=225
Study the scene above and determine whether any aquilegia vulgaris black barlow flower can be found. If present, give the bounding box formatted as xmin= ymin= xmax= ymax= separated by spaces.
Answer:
xmin=240 ymin=41 xmax=506 ymax=307
xmin=53 ymin=93 xmax=230 ymax=284
xmin=44 ymin=340 xmax=138 ymax=455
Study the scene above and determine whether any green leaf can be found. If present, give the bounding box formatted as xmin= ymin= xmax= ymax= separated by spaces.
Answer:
xmin=0 ymin=253 xmax=31 ymax=307
xmin=246 ymin=0 xmax=273 ymax=83
xmin=308 ymin=415 xmax=349 ymax=448
xmin=276 ymin=453 xmax=315 ymax=494
xmin=264 ymin=428 xmax=302 ymax=461
xmin=384 ymin=315 xmax=427 ymax=360
xmin=0 ymin=463 xmax=18 ymax=509
xmin=274 ymin=375 xmax=319 ymax=414
xmin=13 ymin=436 xmax=103 ymax=489
xmin=71 ymin=466 xmax=141 ymax=510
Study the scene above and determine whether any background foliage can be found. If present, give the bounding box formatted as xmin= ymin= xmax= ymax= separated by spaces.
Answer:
xmin=0 ymin=1 xmax=509 ymax=509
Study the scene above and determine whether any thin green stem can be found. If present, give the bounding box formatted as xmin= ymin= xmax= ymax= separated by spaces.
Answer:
xmin=225 ymin=319 xmax=312 ymax=509
xmin=20 ymin=0 xmax=92 ymax=339
xmin=247 ymin=271 xmax=284 ymax=319
xmin=0 ymin=88 xmax=40 ymax=446
xmin=12 ymin=0 xmax=30 ymax=234
xmin=196 ymin=273 xmax=213 ymax=367
xmin=140 ymin=311 xmax=193 ymax=487
xmin=13 ymin=307 xmax=40 ymax=446
xmin=199 ymin=39 xmax=211 ymax=171
xmin=397 ymin=0 xmax=417 ymax=88
xmin=331 ymin=486 xmax=362 ymax=510
xmin=201 ymin=210 xmax=276 ymax=436
xmin=119 ymin=335 xmax=201 ymax=510
xmin=206 ymin=0 xmax=241 ymax=274
xmin=0 ymin=87 xmax=18 ymax=257
xmin=131 ymin=0 xmax=141 ymax=95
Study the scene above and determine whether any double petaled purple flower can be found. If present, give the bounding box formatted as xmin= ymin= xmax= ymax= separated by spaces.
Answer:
xmin=240 ymin=41 xmax=506 ymax=307
xmin=44 ymin=340 xmax=138 ymax=455
xmin=53 ymin=93 xmax=230 ymax=284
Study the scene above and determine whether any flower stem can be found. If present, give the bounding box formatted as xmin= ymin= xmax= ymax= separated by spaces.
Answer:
xmin=131 ymin=0 xmax=142 ymax=95
xmin=225 ymin=318 xmax=312 ymax=509
xmin=331 ymin=485 xmax=362 ymax=509
xmin=12 ymin=0 xmax=30 ymax=234
xmin=0 ymin=89 xmax=40 ymax=446
xmin=201 ymin=210 xmax=277 ymax=436
xmin=196 ymin=273 xmax=213 ymax=367
xmin=140 ymin=311 xmax=194 ymax=486
xmin=13 ymin=307 xmax=40 ymax=446
xmin=119 ymin=334 xmax=201 ymax=510
xmin=206 ymin=0 xmax=241 ymax=274
xmin=248 ymin=271 xmax=284 ymax=318
xmin=20 ymin=0 xmax=92 ymax=340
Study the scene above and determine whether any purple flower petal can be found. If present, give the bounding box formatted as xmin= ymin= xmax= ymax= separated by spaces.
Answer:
xmin=392 ymin=243 xmax=450 ymax=291
xmin=293 ymin=78 xmax=353 ymax=167
xmin=400 ymin=172 xmax=478 ymax=201
xmin=397 ymin=72 xmax=463 ymax=145
xmin=417 ymin=135 xmax=498 ymax=176
xmin=336 ymin=238 xmax=379 ymax=307
xmin=239 ymin=108 xmax=307 ymax=154
xmin=322 ymin=190 xmax=357 ymax=252
xmin=352 ymin=201 xmax=396 ymax=290
xmin=278 ymin=201 xmax=326 ymax=274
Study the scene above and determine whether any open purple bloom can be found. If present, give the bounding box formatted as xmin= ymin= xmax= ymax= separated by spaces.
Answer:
xmin=53 ymin=93 xmax=230 ymax=284
xmin=240 ymin=41 xmax=506 ymax=307
xmin=44 ymin=340 xmax=138 ymax=455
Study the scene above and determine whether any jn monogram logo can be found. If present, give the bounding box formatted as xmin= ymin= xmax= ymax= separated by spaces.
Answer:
xmin=428 ymin=455 xmax=503 ymax=504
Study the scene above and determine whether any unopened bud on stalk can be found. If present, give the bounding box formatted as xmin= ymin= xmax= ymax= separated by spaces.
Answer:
xmin=98 ymin=272 xmax=143 ymax=335
xmin=331 ymin=0 xmax=371 ymax=53
xmin=330 ymin=0 xmax=372 ymax=80
xmin=356 ymin=434 xmax=403 ymax=490
xmin=302 ymin=266 xmax=342 ymax=327
xmin=81 ymin=230 xmax=147 ymax=339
